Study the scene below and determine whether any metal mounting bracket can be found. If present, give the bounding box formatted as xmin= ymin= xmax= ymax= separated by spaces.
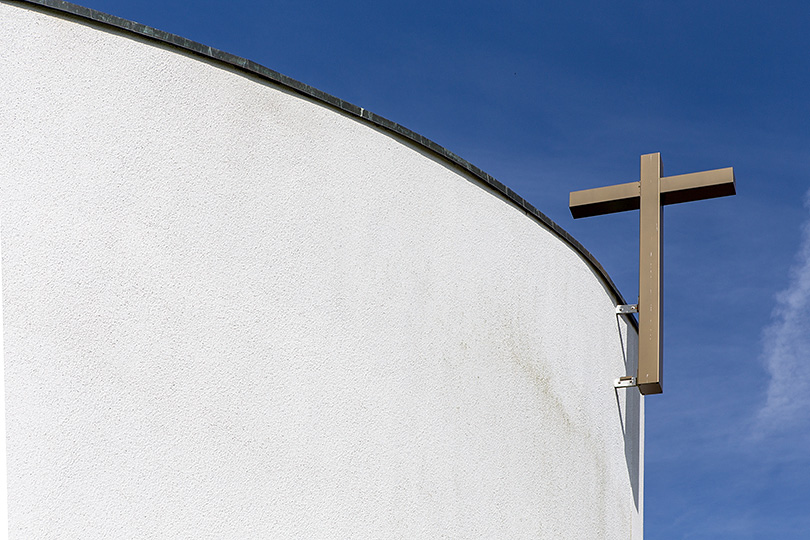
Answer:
xmin=615 ymin=304 xmax=638 ymax=315
xmin=614 ymin=376 xmax=637 ymax=389
xmin=614 ymin=306 xmax=639 ymax=389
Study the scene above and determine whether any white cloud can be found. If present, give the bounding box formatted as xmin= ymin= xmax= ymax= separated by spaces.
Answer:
xmin=756 ymin=189 xmax=810 ymax=436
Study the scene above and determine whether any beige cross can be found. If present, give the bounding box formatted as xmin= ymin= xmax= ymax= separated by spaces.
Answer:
xmin=569 ymin=153 xmax=736 ymax=394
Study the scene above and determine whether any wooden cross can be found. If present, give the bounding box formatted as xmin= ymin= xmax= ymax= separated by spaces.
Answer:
xmin=569 ymin=153 xmax=736 ymax=395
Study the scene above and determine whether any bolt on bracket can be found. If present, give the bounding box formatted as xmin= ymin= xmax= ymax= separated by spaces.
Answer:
xmin=614 ymin=376 xmax=638 ymax=389
xmin=616 ymin=304 xmax=638 ymax=315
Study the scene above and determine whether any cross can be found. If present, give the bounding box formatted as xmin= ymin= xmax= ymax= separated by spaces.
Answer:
xmin=569 ymin=153 xmax=736 ymax=395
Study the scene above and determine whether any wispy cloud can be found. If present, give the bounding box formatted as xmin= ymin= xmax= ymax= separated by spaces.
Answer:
xmin=756 ymin=189 xmax=810 ymax=437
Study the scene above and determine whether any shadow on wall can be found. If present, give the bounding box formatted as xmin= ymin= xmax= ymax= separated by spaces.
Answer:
xmin=615 ymin=317 xmax=641 ymax=510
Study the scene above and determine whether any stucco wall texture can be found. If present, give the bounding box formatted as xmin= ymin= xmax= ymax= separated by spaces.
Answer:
xmin=0 ymin=2 xmax=643 ymax=538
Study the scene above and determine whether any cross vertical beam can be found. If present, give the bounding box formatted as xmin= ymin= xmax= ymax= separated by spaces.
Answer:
xmin=638 ymin=153 xmax=663 ymax=394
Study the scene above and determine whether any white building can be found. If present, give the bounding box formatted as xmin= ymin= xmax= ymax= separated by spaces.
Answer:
xmin=0 ymin=1 xmax=643 ymax=537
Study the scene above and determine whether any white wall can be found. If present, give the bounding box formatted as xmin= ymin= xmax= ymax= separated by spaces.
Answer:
xmin=0 ymin=2 xmax=643 ymax=538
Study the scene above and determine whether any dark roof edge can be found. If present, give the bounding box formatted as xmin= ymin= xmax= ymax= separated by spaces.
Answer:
xmin=8 ymin=0 xmax=637 ymax=329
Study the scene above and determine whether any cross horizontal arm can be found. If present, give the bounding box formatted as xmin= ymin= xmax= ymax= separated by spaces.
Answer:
xmin=569 ymin=181 xmax=639 ymax=218
xmin=660 ymin=167 xmax=736 ymax=206
xmin=569 ymin=167 xmax=736 ymax=218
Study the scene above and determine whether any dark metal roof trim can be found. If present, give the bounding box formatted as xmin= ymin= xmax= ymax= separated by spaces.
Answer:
xmin=6 ymin=0 xmax=636 ymax=328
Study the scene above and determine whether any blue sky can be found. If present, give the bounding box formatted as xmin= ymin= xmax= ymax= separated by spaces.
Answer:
xmin=70 ymin=0 xmax=809 ymax=537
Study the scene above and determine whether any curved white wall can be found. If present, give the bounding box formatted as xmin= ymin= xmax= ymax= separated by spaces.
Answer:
xmin=0 ymin=2 xmax=643 ymax=538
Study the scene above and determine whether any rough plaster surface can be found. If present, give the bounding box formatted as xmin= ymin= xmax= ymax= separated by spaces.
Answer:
xmin=0 ymin=2 xmax=643 ymax=538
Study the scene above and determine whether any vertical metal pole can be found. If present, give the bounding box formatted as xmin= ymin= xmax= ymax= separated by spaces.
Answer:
xmin=638 ymin=153 xmax=663 ymax=394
